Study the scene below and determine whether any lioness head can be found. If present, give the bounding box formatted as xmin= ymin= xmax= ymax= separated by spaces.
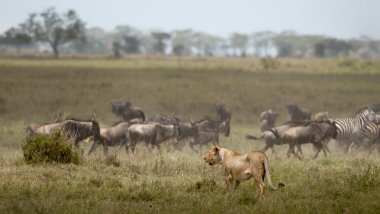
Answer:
xmin=203 ymin=145 xmax=222 ymax=166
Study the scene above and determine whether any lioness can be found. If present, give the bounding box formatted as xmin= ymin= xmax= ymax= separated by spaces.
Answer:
xmin=203 ymin=145 xmax=284 ymax=198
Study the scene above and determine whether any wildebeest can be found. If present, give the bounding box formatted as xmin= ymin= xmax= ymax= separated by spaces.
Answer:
xmin=173 ymin=121 xmax=198 ymax=151
xmin=286 ymin=104 xmax=311 ymax=122
xmin=281 ymin=121 xmax=336 ymax=159
xmin=111 ymin=100 xmax=145 ymax=122
xmin=26 ymin=122 xmax=63 ymax=138
xmin=27 ymin=115 xmax=101 ymax=148
xmin=60 ymin=116 xmax=101 ymax=148
xmin=147 ymin=114 xmax=181 ymax=125
xmin=194 ymin=118 xmax=230 ymax=137
xmin=88 ymin=122 xmax=130 ymax=156
xmin=259 ymin=109 xmax=279 ymax=132
xmin=127 ymin=123 xmax=179 ymax=153
xmin=314 ymin=112 xmax=330 ymax=121
xmin=187 ymin=119 xmax=229 ymax=153
xmin=246 ymin=123 xmax=294 ymax=154
xmin=215 ymin=103 xmax=232 ymax=123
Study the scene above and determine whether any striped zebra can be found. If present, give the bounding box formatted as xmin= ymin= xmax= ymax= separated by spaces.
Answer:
xmin=332 ymin=107 xmax=377 ymax=153
xmin=355 ymin=121 xmax=380 ymax=152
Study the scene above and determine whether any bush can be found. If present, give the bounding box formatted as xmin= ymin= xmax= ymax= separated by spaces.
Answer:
xmin=22 ymin=133 xmax=81 ymax=164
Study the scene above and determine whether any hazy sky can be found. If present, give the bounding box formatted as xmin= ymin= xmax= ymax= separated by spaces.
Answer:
xmin=0 ymin=0 xmax=379 ymax=39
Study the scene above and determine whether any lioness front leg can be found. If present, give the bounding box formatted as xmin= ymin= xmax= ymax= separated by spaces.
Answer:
xmin=225 ymin=176 xmax=234 ymax=194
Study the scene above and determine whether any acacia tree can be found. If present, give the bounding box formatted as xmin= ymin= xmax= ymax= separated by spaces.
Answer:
xmin=0 ymin=27 xmax=32 ymax=51
xmin=21 ymin=7 xmax=86 ymax=58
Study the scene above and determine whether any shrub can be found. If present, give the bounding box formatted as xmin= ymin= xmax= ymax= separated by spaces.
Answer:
xmin=22 ymin=133 xmax=81 ymax=164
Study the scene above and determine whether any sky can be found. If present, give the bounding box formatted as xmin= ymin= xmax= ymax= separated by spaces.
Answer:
xmin=0 ymin=0 xmax=379 ymax=39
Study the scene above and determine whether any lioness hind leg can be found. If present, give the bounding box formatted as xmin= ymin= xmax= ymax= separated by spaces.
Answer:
xmin=254 ymin=175 xmax=265 ymax=198
xmin=232 ymin=180 xmax=240 ymax=191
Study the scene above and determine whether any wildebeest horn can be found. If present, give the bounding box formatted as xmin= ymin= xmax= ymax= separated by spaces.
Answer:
xmin=92 ymin=113 xmax=96 ymax=120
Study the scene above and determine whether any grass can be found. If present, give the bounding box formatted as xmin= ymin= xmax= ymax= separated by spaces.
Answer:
xmin=1 ymin=57 xmax=380 ymax=213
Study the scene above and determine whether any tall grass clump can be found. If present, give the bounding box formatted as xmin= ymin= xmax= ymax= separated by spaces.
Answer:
xmin=22 ymin=133 xmax=81 ymax=164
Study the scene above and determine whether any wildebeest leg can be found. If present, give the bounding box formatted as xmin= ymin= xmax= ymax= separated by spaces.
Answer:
xmin=88 ymin=141 xmax=100 ymax=155
xmin=103 ymin=145 xmax=109 ymax=156
xmin=262 ymin=143 xmax=272 ymax=153
xmin=296 ymin=144 xmax=303 ymax=158
xmin=189 ymin=142 xmax=199 ymax=153
xmin=312 ymin=142 xmax=323 ymax=159
xmin=286 ymin=144 xmax=294 ymax=158
xmin=74 ymin=140 xmax=80 ymax=148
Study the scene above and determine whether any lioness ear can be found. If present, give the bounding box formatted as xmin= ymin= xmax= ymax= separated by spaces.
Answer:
xmin=214 ymin=146 xmax=219 ymax=152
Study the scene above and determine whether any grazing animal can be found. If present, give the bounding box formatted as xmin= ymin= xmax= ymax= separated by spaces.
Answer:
xmin=26 ymin=115 xmax=101 ymax=148
xmin=215 ymin=103 xmax=232 ymax=123
xmin=332 ymin=107 xmax=377 ymax=153
xmin=111 ymin=100 xmax=145 ymax=122
xmin=147 ymin=114 xmax=181 ymax=125
xmin=88 ymin=122 xmax=130 ymax=155
xmin=246 ymin=123 xmax=295 ymax=154
xmin=26 ymin=122 xmax=63 ymax=138
xmin=314 ymin=112 xmax=330 ymax=121
xmin=174 ymin=121 xmax=198 ymax=151
xmin=60 ymin=116 xmax=101 ymax=148
xmin=127 ymin=123 xmax=178 ymax=152
xmin=259 ymin=109 xmax=279 ymax=132
xmin=203 ymin=145 xmax=284 ymax=198
xmin=194 ymin=118 xmax=230 ymax=137
xmin=188 ymin=119 xmax=229 ymax=152
xmin=349 ymin=120 xmax=380 ymax=152
xmin=286 ymin=104 xmax=311 ymax=122
xmin=281 ymin=121 xmax=336 ymax=159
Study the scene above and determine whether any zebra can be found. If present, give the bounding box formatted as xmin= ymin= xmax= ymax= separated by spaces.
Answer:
xmin=354 ymin=120 xmax=380 ymax=153
xmin=332 ymin=107 xmax=377 ymax=153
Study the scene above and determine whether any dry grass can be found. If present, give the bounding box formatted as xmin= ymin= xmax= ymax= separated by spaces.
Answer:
xmin=1 ymin=57 xmax=380 ymax=213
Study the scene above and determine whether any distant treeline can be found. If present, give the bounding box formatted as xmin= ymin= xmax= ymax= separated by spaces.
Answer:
xmin=0 ymin=7 xmax=379 ymax=59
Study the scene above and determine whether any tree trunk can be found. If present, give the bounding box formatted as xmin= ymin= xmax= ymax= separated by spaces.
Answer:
xmin=52 ymin=44 xmax=59 ymax=58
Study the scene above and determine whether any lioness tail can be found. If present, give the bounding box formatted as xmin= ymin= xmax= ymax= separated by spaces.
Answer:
xmin=263 ymin=156 xmax=284 ymax=190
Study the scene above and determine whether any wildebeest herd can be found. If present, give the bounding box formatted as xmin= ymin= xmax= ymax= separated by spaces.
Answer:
xmin=26 ymin=100 xmax=380 ymax=159
xmin=26 ymin=100 xmax=231 ymax=156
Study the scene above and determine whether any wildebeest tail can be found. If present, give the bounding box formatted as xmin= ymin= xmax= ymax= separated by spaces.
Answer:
xmin=245 ymin=134 xmax=263 ymax=140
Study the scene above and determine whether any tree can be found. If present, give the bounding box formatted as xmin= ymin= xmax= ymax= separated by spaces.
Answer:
xmin=172 ymin=44 xmax=185 ymax=57
xmin=122 ymin=36 xmax=141 ymax=54
xmin=230 ymin=33 xmax=249 ymax=57
xmin=20 ymin=7 xmax=86 ymax=58
xmin=151 ymin=32 xmax=171 ymax=54
xmin=0 ymin=27 xmax=32 ymax=51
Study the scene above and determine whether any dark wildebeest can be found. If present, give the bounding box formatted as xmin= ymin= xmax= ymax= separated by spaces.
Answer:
xmin=246 ymin=123 xmax=294 ymax=154
xmin=111 ymin=100 xmax=145 ymax=122
xmin=215 ymin=103 xmax=232 ymax=122
xmin=286 ymin=104 xmax=311 ymax=122
xmin=60 ymin=116 xmax=101 ymax=148
xmin=215 ymin=103 xmax=232 ymax=136
xmin=147 ymin=114 xmax=181 ymax=125
xmin=259 ymin=109 xmax=279 ymax=132
xmin=27 ymin=115 xmax=101 ymax=148
xmin=174 ymin=121 xmax=198 ymax=151
xmin=127 ymin=123 xmax=179 ymax=153
xmin=88 ymin=122 xmax=130 ymax=156
xmin=188 ymin=119 xmax=229 ymax=153
xmin=281 ymin=121 xmax=336 ymax=160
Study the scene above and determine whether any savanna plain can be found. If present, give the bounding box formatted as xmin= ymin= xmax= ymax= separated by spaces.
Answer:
xmin=1 ymin=57 xmax=380 ymax=213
